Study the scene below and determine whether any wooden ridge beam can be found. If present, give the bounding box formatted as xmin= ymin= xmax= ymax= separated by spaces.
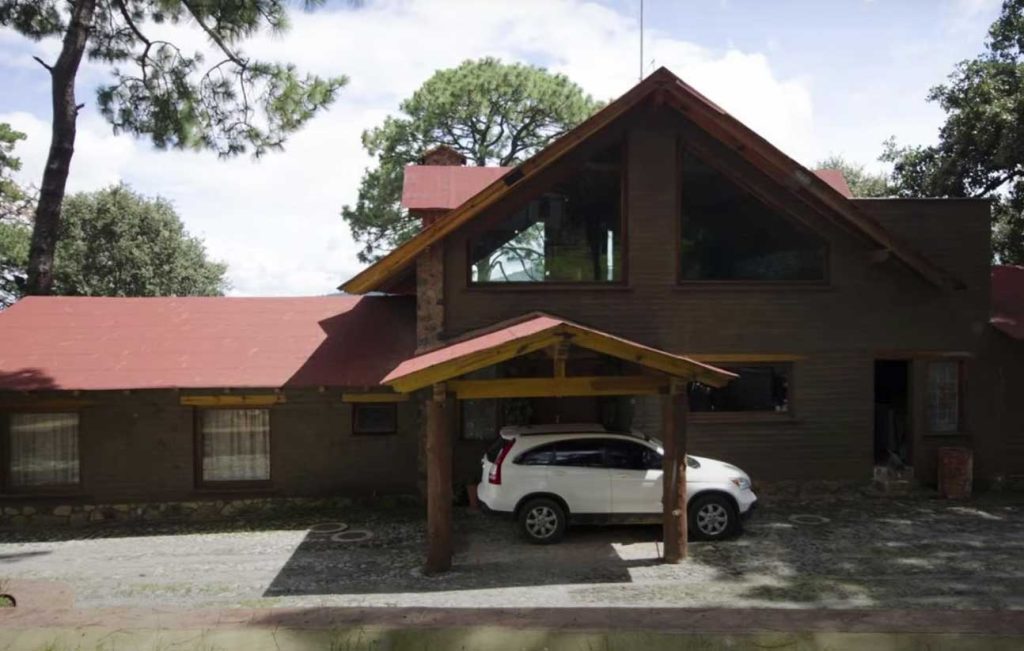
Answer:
xmin=448 ymin=375 xmax=668 ymax=400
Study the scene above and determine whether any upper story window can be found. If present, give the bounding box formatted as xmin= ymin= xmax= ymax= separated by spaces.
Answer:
xmin=469 ymin=144 xmax=623 ymax=284
xmin=680 ymin=153 xmax=827 ymax=282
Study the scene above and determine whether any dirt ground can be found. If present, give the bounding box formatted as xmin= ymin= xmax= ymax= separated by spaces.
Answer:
xmin=0 ymin=493 xmax=1022 ymax=611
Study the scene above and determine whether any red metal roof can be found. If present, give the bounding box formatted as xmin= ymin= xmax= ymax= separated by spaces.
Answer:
xmin=401 ymin=165 xmax=512 ymax=211
xmin=0 ymin=295 xmax=414 ymax=391
xmin=382 ymin=313 xmax=732 ymax=389
xmin=813 ymin=169 xmax=854 ymax=198
xmin=992 ymin=265 xmax=1024 ymax=340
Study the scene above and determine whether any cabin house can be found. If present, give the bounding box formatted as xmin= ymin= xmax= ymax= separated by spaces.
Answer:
xmin=0 ymin=69 xmax=1022 ymax=567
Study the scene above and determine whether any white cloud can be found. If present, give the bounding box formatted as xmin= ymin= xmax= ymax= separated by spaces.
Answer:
xmin=1 ymin=0 xmax=816 ymax=296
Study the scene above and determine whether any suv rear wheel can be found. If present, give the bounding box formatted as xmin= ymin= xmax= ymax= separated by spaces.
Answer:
xmin=689 ymin=493 xmax=738 ymax=541
xmin=518 ymin=497 xmax=567 ymax=544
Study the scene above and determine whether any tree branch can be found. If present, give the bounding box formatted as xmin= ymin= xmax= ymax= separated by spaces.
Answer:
xmin=32 ymin=56 xmax=53 ymax=73
xmin=179 ymin=0 xmax=248 ymax=68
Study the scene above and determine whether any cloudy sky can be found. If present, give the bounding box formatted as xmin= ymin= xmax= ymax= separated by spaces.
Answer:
xmin=0 ymin=0 xmax=1003 ymax=296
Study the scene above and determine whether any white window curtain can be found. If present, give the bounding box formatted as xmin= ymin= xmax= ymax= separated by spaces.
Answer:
xmin=201 ymin=409 xmax=270 ymax=482
xmin=9 ymin=413 xmax=80 ymax=488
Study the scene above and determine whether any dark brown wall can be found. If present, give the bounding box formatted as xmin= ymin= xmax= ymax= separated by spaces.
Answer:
xmin=436 ymin=107 xmax=995 ymax=483
xmin=0 ymin=390 xmax=418 ymax=504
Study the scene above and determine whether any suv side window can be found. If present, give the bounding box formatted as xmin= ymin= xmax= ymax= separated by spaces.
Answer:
xmin=604 ymin=439 xmax=660 ymax=470
xmin=515 ymin=442 xmax=557 ymax=466
xmin=552 ymin=439 xmax=605 ymax=468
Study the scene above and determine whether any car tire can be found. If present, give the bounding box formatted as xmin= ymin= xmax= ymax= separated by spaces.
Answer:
xmin=518 ymin=497 xmax=567 ymax=544
xmin=689 ymin=493 xmax=738 ymax=541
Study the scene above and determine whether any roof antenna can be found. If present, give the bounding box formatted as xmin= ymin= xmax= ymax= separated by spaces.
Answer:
xmin=639 ymin=0 xmax=644 ymax=81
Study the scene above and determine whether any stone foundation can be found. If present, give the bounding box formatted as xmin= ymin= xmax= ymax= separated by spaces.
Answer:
xmin=0 ymin=495 xmax=416 ymax=529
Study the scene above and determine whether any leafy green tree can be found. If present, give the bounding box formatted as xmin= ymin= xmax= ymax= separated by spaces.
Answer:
xmin=342 ymin=58 xmax=602 ymax=263
xmin=0 ymin=0 xmax=347 ymax=295
xmin=815 ymin=155 xmax=891 ymax=198
xmin=2 ymin=184 xmax=227 ymax=306
xmin=882 ymin=0 xmax=1024 ymax=263
xmin=0 ymin=123 xmax=32 ymax=305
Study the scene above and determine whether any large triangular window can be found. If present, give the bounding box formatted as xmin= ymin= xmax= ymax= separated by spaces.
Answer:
xmin=680 ymin=154 xmax=827 ymax=282
xmin=469 ymin=144 xmax=623 ymax=284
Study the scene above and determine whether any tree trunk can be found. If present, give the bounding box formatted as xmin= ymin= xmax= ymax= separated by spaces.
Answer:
xmin=25 ymin=0 xmax=97 ymax=295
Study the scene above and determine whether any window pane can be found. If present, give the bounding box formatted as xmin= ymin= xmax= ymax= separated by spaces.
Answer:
xmin=552 ymin=439 xmax=605 ymax=467
xmin=353 ymin=404 xmax=397 ymax=434
xmin=927 ymin=362 xmax=961 ymax=433
xmin=603 ymin=439 xmax=650 ymax=470
xmin=470 ymin=144 xmax=622 ymax=283
xmin=201 ymin=409 xmax=270 ymax=482
xmin=516 ymin=443 xmax=556 ymax=466
xmin=461 ymin=399 xmax=499 ymax=440
xmin=9 ymin=413 xmax=80 ymax=487
xmin=680 ymin=154 xmax=826 ymax=281
xmin=689 ymin=364 xmax=791 ymax=413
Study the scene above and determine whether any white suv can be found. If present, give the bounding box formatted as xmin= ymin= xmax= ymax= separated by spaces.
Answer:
xmin=477 ymin=424 xmax=757 ymax=544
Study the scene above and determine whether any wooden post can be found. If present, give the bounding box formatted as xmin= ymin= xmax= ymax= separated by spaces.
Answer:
xmin=661 ymin=378 xmax=688 ymax=563
xmin=425 ymin=383 xmax=453 ymax=574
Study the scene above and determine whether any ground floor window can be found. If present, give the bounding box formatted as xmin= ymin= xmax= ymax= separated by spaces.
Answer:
xmin=199 ymin=409 xmax=270 ymax=483
xmin=688 ymin=363 xmax=791 ymax=415
xmin=927 ymin=361 xmax=963 ymax=433
xmin=7 ymin=412 xmax=80 ymax=489
xmin=353 ymin=403 xmax=397 ymax=435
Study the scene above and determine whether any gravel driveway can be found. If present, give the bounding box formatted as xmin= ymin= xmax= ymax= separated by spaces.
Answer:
xmin=1 ymin=494 xmax=1022 ymax=610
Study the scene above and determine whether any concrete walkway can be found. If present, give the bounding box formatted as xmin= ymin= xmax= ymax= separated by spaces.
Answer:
xmin=2 ymin=603 xmax=1024 ymax=650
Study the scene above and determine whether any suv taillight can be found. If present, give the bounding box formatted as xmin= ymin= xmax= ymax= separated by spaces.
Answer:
xmin=488 ymin=439 xmax=515 ymax=485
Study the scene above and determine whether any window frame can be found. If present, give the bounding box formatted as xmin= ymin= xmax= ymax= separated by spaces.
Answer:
xmin=675 ymin=141 xmax=831 ymax=288
xmin=925 ymin=360 xmax=966 ymax=436
xmin=193 ymin=407 xmax=274 ymax=490
xmin=351 ymin=403 xmax=398 ymax=436
xmin=464 ymin=139 xmax=630 ymax=290
xmin=688 ymin=361 xmax=796 ymax=422
xmin=1 ymin=410 xmax=83 ymax=495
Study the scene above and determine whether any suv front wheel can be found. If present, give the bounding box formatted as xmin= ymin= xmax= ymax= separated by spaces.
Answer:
xmin=689 ymin=493 xmax=738 ymax=541
xmin=518 ymin=497 xmax=567 ymax=544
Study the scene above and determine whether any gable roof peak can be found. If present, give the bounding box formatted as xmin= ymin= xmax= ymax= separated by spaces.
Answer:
xmin=341 ymin=66 xmax=958 ymax=294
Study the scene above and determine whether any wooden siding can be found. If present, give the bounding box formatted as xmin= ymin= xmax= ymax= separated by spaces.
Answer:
xmin=438 ymin=108 xmax=993 ymax=484
xmin=0 ymin=390 xmax=419 ymax=503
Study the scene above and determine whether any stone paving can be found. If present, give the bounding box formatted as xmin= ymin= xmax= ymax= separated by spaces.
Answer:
xmin=0 ymin=493 xmax=1022 ymax=611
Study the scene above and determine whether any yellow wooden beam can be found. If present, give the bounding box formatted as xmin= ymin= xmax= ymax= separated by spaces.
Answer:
xmin=448 ymin=376 xmax=669 ymax=400
xmin=386 ymin=329 xmax=562 ymax=393
xmin=563 ymin=326 xmax=734 ymax=387
xmin=180 ymin=394 xmax=284 ymax=407
xmin=552 ymin=341 xmax=569 ymax=378
xmin=341 ymin=392 xmax=410 ymax=403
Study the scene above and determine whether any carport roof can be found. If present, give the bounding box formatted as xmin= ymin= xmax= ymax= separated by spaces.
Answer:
xmin=382 ymin=313 xmax=735 ymax=393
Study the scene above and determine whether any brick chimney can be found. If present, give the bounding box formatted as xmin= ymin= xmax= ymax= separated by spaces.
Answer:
xmin=419 ymin=144 xmax=466 ymax=167
xmin=413 ymin=145 xmax=467 ymax=229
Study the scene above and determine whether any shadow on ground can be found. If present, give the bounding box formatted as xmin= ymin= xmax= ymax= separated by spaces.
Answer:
xmin=264 ymin=511 xmax=663 ymax=596
xmin=264 ymin=494 xmax=1024 ymax=609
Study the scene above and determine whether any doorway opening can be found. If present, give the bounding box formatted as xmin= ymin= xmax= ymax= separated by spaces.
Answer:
xmin=874 ymin=360 xmax=912 ymax=469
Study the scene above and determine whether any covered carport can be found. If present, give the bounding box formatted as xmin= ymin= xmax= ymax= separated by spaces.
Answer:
xmin=380 ymin=313 xmax=735 ymax=574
